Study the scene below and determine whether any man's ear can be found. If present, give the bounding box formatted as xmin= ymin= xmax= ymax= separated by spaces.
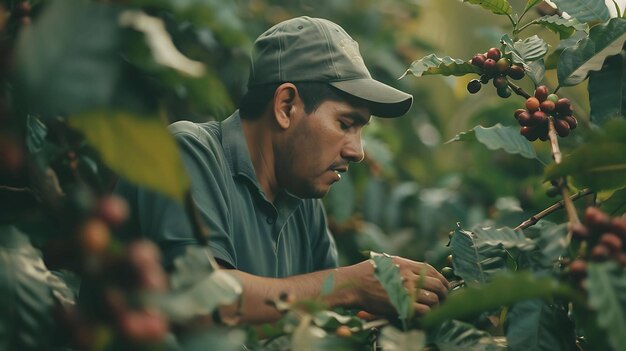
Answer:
xmin=273 ymin=83 xmax=300 ymax=129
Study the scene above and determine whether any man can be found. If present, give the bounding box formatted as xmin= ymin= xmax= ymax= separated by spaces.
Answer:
xmin=117 ymin=16 xmax=448 ymax=324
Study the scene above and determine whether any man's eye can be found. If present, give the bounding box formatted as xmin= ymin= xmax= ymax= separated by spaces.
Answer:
xmin=339 ymin=121 xmax=352 ymax=130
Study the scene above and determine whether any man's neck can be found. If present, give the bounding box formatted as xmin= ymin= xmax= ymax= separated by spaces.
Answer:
xmin=241 ymin=118 xmax=278 ymax=203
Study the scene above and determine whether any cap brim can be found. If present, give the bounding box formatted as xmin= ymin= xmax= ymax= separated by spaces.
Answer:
xmin=330 ymin=78 xmax=413 ymax=118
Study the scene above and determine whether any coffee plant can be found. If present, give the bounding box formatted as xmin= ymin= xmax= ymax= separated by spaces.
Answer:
xmin=0 ymin=0 xmax=625 ymax=350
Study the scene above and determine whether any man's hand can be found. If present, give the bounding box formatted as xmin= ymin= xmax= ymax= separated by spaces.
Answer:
xmin=343 ymin=256 xmax=449 ymax=316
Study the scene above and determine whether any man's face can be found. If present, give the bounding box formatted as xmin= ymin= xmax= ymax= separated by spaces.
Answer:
xmin=276 ymin=99 xmax=371 ymax=198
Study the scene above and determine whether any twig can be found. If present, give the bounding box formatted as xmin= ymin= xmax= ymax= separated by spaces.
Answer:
xmin=547 ymin=119 xmax=582 ymax=240
xmin=514 ymin=188 xmax=593 ymax=230
xmin=507 ymin=80 xmax=531 ymax=99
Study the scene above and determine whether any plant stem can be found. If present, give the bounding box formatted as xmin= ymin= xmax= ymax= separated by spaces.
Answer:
xmin=507 ymin=80 xmax=531 ymax=99
xmin=514 ymin=188 xmax=593 ymax=230
xmin=547 ymin=119 xmax=582 ymax=237
xmin=514 ymin=21 xmax=534 ymax=36
xmin=506 ymin=13 xmax=516 ymax=29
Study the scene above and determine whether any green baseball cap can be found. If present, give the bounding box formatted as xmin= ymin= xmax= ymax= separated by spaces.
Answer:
xmin=248 ymin=16 xmax=413 ymax=118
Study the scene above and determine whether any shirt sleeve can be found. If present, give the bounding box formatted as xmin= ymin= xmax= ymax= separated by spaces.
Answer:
xmin=310 ymin=199 xmax=339 ymax=270
xmin=115 ymin=123 xmax=237 ymax=269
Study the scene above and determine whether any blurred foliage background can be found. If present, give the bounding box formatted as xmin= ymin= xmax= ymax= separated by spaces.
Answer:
xmin=3 ymin=0 xmax=604 ymax=266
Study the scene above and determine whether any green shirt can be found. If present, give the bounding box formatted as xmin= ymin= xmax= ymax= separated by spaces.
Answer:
xmin=116 ymin=112 xmax=338 ymax=277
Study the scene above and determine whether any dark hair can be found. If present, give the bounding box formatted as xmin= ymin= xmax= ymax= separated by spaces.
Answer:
xmin=238 ymin=82 xmax=365 ymax=120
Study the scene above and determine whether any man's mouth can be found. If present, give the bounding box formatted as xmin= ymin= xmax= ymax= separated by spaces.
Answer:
xmin=330 ymin=166 xmax=348 ymax=180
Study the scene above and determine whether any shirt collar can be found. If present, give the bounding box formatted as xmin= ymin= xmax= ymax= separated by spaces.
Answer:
xmin=220 ymin=111 xmax=302 ymax=214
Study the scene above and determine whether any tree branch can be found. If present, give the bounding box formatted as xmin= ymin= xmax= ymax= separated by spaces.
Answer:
xmin=514 ymin=188 xmax=593 ymax=230
xmin=507 ymin=80 xmax=531 ymax=99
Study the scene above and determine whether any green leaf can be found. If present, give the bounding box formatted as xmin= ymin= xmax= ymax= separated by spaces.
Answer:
xmin=170 ymin=246 xmax=219 ymax=289
xmin=558 ymin=17 xmax=626 ymax=86
xmin=514 ymin=35 xmax=549 ymax=62
xmin=422 ymin=272 xmax=573 ymax=327
xmin=501 ymin=34 xmax=527 ymax=65
xmin=463 ymin=0 xmax=513 ymax=16
xmin=430 ymin=320 xmax=507 ymax=351
xmin=530 ymin=223 xmax=569 ymax=268
xmin=379 ymin=326 xmax=426 ymax=351
xmin=450 ymin=224 xmax=508 ymax=285
xmin=0 ymin=226 xmax=55 ymax=350
xmin=155 ymin=270 xmax=241 ymax=322
xmin=529 ymin=15 xmax=588 ymax=40
xmin=371 ymin=254 xmax=414 ymax=321
xmin=179 ymin=328 xmax=247 ymax=351
xmin=403 ymin=54 xmax=480 ymax=79
xmin=14 ymin=0 xmax=122 ymax=117
xmin=505 ymin=299 xmax=577 ymax=351
xmin=25 ymin=115 xmax=47 ymax=154
xmin=471 ymin=226 xmax=535 ymax=251
xmin=446 ymin=124 xmax=538 ymax=160
xmin=587 ymin=262 xmax=626 ymax=351
xmin=550 ymin=0 xmax=610 ymax=23
xmin=527 ymin=59 xmax=546 ymax=86
xmin=544 ymin=120 xmax=626 ymax=192
xmin=67 ymin=111 xmax=190 ymax=202
xmin=313 ymin=310 xmax=363 ymax=329
xmin=524 ymin=0 xmax=544 ymax=13
xmin=588 ymin=49 xmax=626 ymax=126
xmin=600 ymin=187 xmax=626 ymax=216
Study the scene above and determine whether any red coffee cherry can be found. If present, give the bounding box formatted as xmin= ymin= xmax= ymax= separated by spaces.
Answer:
xmin=562 ymin=115 xmax=577 ymax=130
xmin=571 ymin=223 xmax=589 ymax=240
xmin=585 ymin=207 xmax=611 ymax=231
xmin=517 ymin=111 xmax=532 ymax=126
xmin=507 ymin=65 xmax=525 ymax=80
xmin=471 ymin=54 xmax=487 ymax=68
xmin=554 ymin=119 xmax=571 ymax=137
xmin=531 ymin=111 xmax=548 ymax=125
xmin=525 ymin=97 xmax=540 ymax=112
xmin=599 ymin=233 xmax=622 ymax=253
xmin=493 ymin=76 xmax=508 ymax=89
xmin=486 ymin=47 xmax=501 ymax=61
xmin=514 ymin=109 xmax=526 ymax=119
xmin=591 ymin=245 xmax=610 ymax=262
xmin=336 ymin=325 xmax=352 ymax=337
xmin=520 ymin=126 xmax=538 ymax=141
xmin=569 ymin=259 xmax=587 ymax=279
xmin=534 ymin=85 xmax=549 ymax=102
xmin=556 ymin=98 xmax=572 ymax=114
xmin=540 ymin=100 xmax=555 ymax=113
xmin=483 ymin=59 xmax=497 ymax=75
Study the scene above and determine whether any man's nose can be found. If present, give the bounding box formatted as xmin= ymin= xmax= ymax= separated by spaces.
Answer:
xmin=342 ymin=134 xmax=365 ymax=163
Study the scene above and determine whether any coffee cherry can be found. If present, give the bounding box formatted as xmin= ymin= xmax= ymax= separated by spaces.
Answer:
xmin=554 ymin=118 xmax=570 ymax=137
xmin=534 ymin=85 xmax=549 ymax=102
xmin=517 ymin=111 xmax=532 ymax=126
xmin=496 ymin=58 xmax=511 ymax=73
xmin=514 ymin=109 xmax=526 ymax=119
xmin=492 ymin=76 xmax=507 ymax=89
xmin=556 ymin=98 xmax=572 ymax=114
xmin=97 ymin=195 xmax=129 ymax=227
xmin=480 ymin=74 xmax=491 ymax=84
xmin=540 ymin=100 xmax=555 ymax=113
xmin=507 ymin=65 xmax=525 ymax=80
xmin=547 ymin=94 xmax=559 ymax=103
xmin=119 ymin=310 xmax=168 ymax=342
xmin=336 ymin=325 xmax=352 ymax=337
xmin=610 ymin=218 xmax=626 ymax=238
xmin=497 ymin=87 xmax=512 ymax=98
xmin=471 ymin=54 xmax=487 ymax=68
xmin=441 ymin=267 xmax=455 ymax=279
xmin=599 ymin=233 xmax=622 ymax=253
xmin=356 ymin=310 xmax=375 ymax=321
xmin=585 ymin=207 xmax=611 ymax=231
xmin=79 ymin=218 xmax=110 ymax=254
xmin=520 ymin=126 xmax=538 ymax=141
xmin=563 ymin=115 xmax=577 ymax=130
xmin=446 ymin=254 xmax=453 ymax=266
xmin=467 ymin=79 xmax=482 ymax=94
xmin=525 ymin=97 xmax=540 ymax=112
xmin=17 ymin=1 xmax=31 ymax=16
xmin=531 ymin=111 xmax=548 ymax=125
xmin=483 ymin=59 xmax=497 ymax=75
xmin=591 ymin=245 xmax=610 ymax=262
xmin=486 ymin=47 xmax=501 ymax=61
xmin=546 ymin=186 xmax=560 ymax=197
xmin=571 ymin=223 xmax=589 ymax=240
xmin=569 ymin=259 xmax=587 ymax=279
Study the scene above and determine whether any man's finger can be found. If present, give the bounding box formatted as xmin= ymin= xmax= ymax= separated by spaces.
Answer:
xmin=413 ymin=302 xmax=431 ymax=316
xmin=416 ymin=289 xmax=439 ymax=306
xmin=420 ymin=276 xmax=449 ymax=300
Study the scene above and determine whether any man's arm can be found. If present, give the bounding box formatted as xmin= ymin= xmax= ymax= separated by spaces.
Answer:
xmin=219 ymin=256 xmax=450 ymax=325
